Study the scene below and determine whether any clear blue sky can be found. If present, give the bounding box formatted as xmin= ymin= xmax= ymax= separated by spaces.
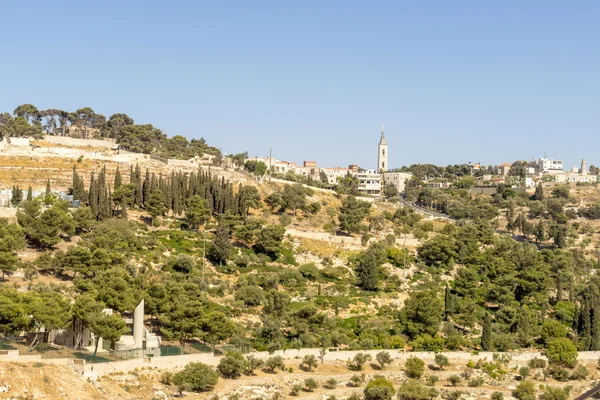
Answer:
xmin=1 ymin=1 xmax=599 ymax=170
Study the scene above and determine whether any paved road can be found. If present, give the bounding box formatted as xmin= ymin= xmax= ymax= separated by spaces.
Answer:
xmin=399 ymin=197 xmax=452 ymax=220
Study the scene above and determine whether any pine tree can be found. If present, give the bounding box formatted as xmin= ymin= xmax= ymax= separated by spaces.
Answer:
xmin=591 ymin=306 xmax=600 ymax=351
xmin=26 ymin=186 xmax=33 ymax=201
xmin=114 ymin=166 xmax=122 ymax=190
xmin=481 ymin=313 xmax=493 ymax=351
xmin=209 ymin=219 xmax=232 ymax=265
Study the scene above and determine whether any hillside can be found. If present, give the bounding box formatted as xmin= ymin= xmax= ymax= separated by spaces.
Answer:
xmin=3 ymin=138 xmax=600 ymax=399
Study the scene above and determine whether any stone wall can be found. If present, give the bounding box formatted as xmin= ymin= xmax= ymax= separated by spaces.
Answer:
xmin=42 ymin=136 xmax=116 ymax=149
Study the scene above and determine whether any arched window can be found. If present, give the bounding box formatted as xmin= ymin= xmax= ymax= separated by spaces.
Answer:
xmin=382 ymin=149 xmax=385 ymax=156
xmin=382 ymin=161 xmax=385 ymax=169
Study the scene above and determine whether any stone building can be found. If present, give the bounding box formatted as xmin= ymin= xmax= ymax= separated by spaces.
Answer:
xmin=555 ymin=158 xmax=597 ymax=183
xmin=383 ymin=171 xmax=413 ymax=194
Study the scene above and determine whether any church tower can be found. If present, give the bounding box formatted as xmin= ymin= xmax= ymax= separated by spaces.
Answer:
xmin=377 ymin=125 xmax=388 ymax=173
xmin=582 ymin=157 xmax=587 ymax=175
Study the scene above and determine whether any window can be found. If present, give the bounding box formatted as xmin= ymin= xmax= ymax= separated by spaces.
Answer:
xmin=382 ymin=149 xmax=385 ymax=156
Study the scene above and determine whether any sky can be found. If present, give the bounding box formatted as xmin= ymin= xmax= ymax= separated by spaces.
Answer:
xmin=1 ymin=1 xmax=599 ymax=171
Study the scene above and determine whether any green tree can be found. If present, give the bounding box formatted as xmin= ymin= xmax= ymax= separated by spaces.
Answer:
xmin=244 ymin=160 xmax=268 ymax=176
xmin=200 ymin=311 xmax=235 ymax=348
xmin=533 ymin=182 xmax=544 ymax=201
xmin=208 ymin=219 xmax=231 ymax=264
xmin=185 ymin=195 xmax=208 ymax=230
xmin=282 ymin=183 xmax=310 ymax=216
xmin=434 ymin=353 xmax=449 ymax=370
xmin=145 ymin=189 xmax=165 ymax=226
xmin=355 ymin=242 xmax=387 ymax=291
xmin=397 ymin=380 xmax=438 ymax=400
xmin=11 ymin=185 xmax=23 ymax=207
xmin=0 ymin=218 xmax=25 ymax=279
xmin=301 ymin=354 xmax=319 ymax=371
xmin=404 ymin=356 xmax=425 ymax=379
xmin=253 ymin=224 xmax=285 ymax=259
xmin=481 ymin=313 xmax=493 ymax=351
xmin=400 ymin=289 xmax=445 ymax=338
xmin=338 ymin=196 xmax=371 ymax=234
xmin=544 ymin=337 xmax=578 ymax=367
xmin=347 ymin=352 xmax=372 ymax=371
xmin=89 ymin=312 xmax=127 ymax=356
xmin=173 ymin=362 xmax=218 ymax=393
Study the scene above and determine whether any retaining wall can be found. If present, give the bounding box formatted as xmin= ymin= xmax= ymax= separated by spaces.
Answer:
xmin=42 ymin=136 xmax=116 ymax=149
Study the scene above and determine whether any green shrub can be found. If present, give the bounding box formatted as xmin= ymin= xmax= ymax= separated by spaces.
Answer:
xmin=397 ymin=379 xmax=438 ymax=400
xmin=512 ymin=381 xmax=536 ymax=400
xmin=300 ymin=354 xmax=318 ymax=371
xmin=468 ymin=377 xmax=484 ymax=387
xmin=544 ymin=338 xmax=578 ymax=368
xmin=404 ymin=356 xmax=425 ymax=379
xmin=347 ymin=352 xmax=372 ymax=371
xmin=350 ymin=374 xmax=364 ymax=387
xmin=323 ymin=378 xmax=338 ymax=389
xmin=304 ymin=378 xmax=318 ymax=392
xmin=264 ymin=355 xmax=285 ymax=372
xmin=519 ymin=366 xmax=530 ymax=380
xmin=434 ymin=353 xmax=449 ymax=370
xmin=426 ymin=375 xmax=439 ymax=386
xmin=376 ymin=351 xmax=393 ymax=369
xmin=491 ymin=392 xmax=504 ymax=400
xmin=290 ymin=384 xmax=302 ymax=396
xmin=172 ymin=362 xmax=218 ymax=393
xmin=364 ymin=376 xmax=395 ymax=400
xmin=244 ymin=355 xmax=264 ymax=375
xmin=217 ymin=351 xmax=246 ymax=378
xmin=570 ymin=363 xmax=588 ymax=380
xmin=448 ymin=375 xmax=461 ymax=387
xmin=528 ymin=358 xmax=547 ymax=369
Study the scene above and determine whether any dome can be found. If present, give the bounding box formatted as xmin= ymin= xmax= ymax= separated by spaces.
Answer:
xmin=571 ymin=166 xmax=579 ymax=173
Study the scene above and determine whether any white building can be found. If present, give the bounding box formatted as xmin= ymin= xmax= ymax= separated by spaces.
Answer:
xmin=538 ymin=157 xmax=563 ymax=174
xmin=383 ymin=171 xmax=412 ymax=194
xmin=322 ymin=167 xmax=353 ymax=185
xmin=357 ymin=170 xmax=382 ymax=196
xmin=555 ymin=158 xmax=597 ymax=183
xmin=377 ymin=126 xmax=388 ymax=173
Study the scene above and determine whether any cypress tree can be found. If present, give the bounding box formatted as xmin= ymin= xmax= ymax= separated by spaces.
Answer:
xmin=27 ymin=186 xmax=33 ymax=201
xmin=209 ymin=219 xmax=232 ymax=265
xmin=534 ymin=182 xmax=544 ymax=201
xmin=121 ymin=197 xmax=128 ymax=220
xmin=582 ymin=298 xmax=592 ymax=350
xmin=114 ymin=166 xmax=122 ymax=190
xmin=11 ymin=185 xmax=23 ymax=207
xmin=89 ymin=172 xmax=98 ymax=218
xmin=481 ymin=313 xmax=493 ymax=351
xmin=591 ymin=305 xmax=600 ymax=351
xmin=135 ymin=164 xmax=143 ymax=207
xmin=142 ymin=168 xmax=151 ymax=205
xmin=44 ymin=179 xmax=52 ymax=204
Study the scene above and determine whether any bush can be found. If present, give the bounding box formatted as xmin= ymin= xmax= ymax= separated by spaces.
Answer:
xmin=364 ymin=376 xmax=395 ymax=400
xmin=172 ymin=362 xmax=219 ymax=393
xmin=347 ymin=352 xmax=372 ymax=371
xmin=404 ymin=356 xmax=425 ymax=379
xmin=468 ymin=377 xmax=484 ymax=387
xmin=512 ymin=380 xmax=536 ymax=400
xmin=244 ymin=355 xmax=264 ymax=375
xmin=528 ymin=358 xmax=547 ymax=369
xmin=491 ymin=392 xmax=504 ymax=400
xmin=264 ymin=355 xmax=285 ymax=373
xmin=397 ymin=379 xmax=438 ymax=400
xmin=304 ymin=378 xmax=318 ymax=392
xmin=540 ymin=386 xmax=571 ymax=400
xmin=448 ymin=375 xmax=461 ymax=387
xmin=323 ymin=378 xmax=338 ymax=389
xmin=426 ymin=375 xmax=439 ymax=386
xmin=160 ymin=371 xmax=173 ymax=385
xmin=434 ymin=353 xmax=449 ymax=370
xmin=350 ymin=374 xmax=364 ymax=387
xmin=544 ymin=338 xmax=578 ymax=367
xmin=348 ymin=394 xmax=361 ymax=400
xmin=376 ymin=351 xmax=393 ymax=369
xmin=290 ymin=384 xmax=302 ymax=396
xmin=547 ymin=365 xmax=570 ymax=382
xmin=217 ymin=351 xmax=246 ymax=378
xmin=519 ymin=366 xmax=530 ymax=380
xmin=300 ymin=354 xmax=318 ymax=371
xmin=570 ymin=363 xmax=588 ymax=380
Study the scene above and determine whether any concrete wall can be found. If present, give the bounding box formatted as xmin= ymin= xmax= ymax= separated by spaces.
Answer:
xmin=43 ymin=135 xmax=116 ymax=149
xmin=7 ymin=137 xmax=30 ymax=147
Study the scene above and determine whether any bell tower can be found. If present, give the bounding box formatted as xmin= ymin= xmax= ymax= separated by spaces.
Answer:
xmin=377 ymin=125 xmax=388 ymax=173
